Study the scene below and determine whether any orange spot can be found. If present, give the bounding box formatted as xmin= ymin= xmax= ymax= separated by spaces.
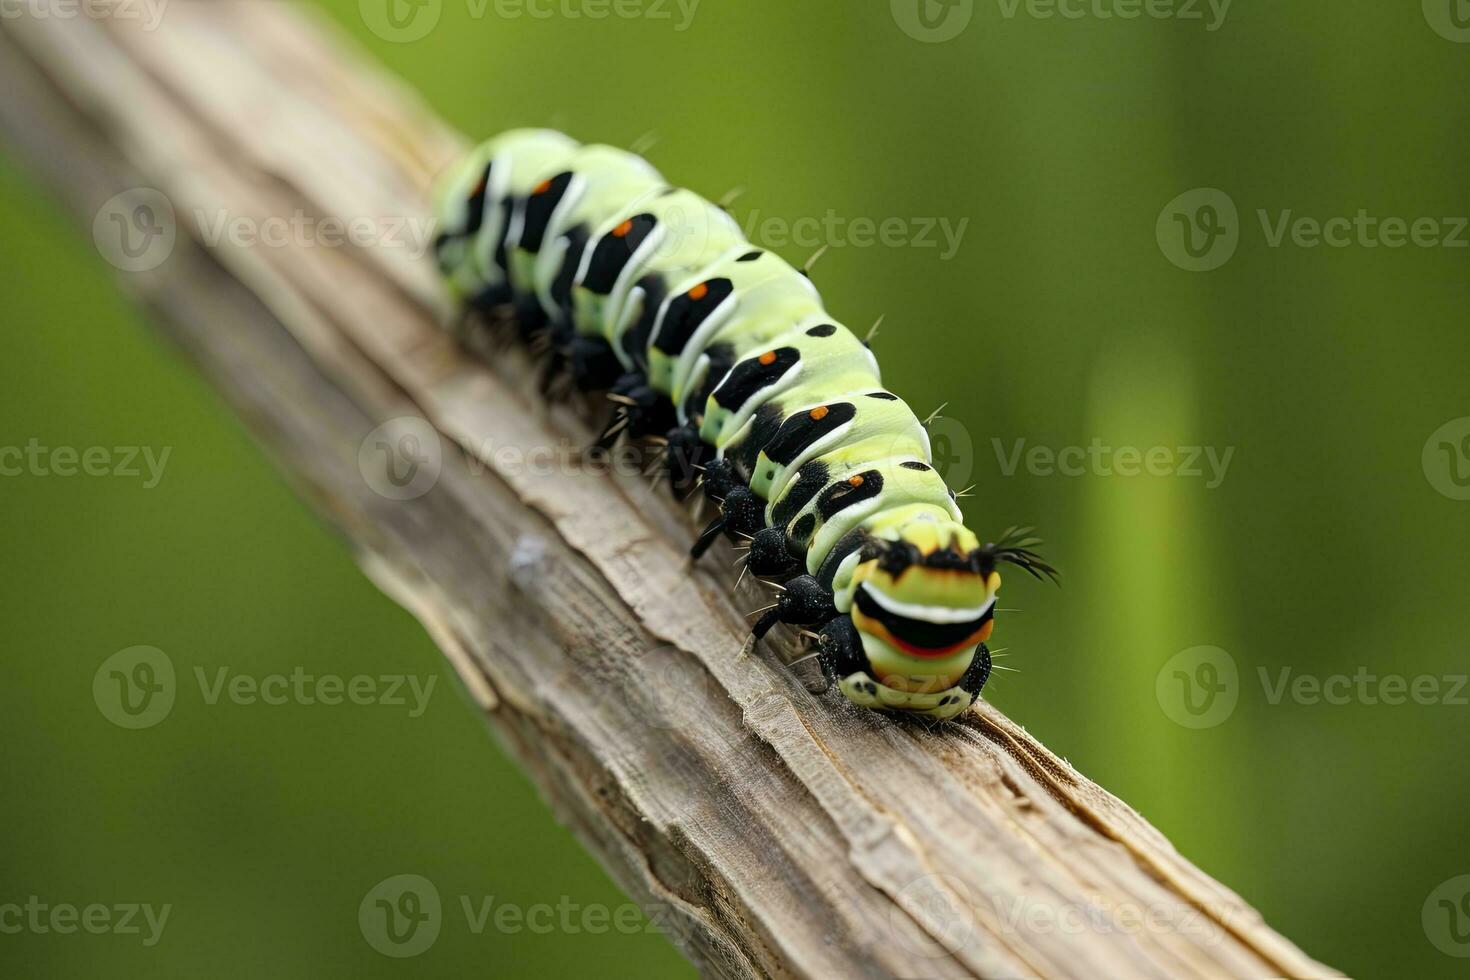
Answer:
xmin=976 ymin=620 xmax=995 ymax=643
xmin=688 ymin=282 xmax=709 ymax=300
xmin=532 ymin=179 xmax=552 ymax=195
xmin=848 ymin=475 xmax=864 ymax=487
xmin=612 ymin=220 xmax=633 ymax=238
xmin=810 ymin=406 xmax=829 ymax=420
xmin=758 ymin=351 xmax=777 ymax=365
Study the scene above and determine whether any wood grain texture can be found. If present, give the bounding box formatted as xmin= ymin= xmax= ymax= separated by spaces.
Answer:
xmin=0 ymin=6 xmax=1336 ymax=977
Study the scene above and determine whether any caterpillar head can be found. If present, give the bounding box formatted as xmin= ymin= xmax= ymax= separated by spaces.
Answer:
xmin=850 ymin=518 xmax=1056 ymax=694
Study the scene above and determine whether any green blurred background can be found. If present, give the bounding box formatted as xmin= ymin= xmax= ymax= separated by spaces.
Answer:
xmin=3 ymin=1 xmax=1469 ymax=976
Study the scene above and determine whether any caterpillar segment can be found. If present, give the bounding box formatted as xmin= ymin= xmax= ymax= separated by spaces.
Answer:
xmin=433 ymin=130 xmax=1056 ymax=721
xmin=432 ymin=128 xmax=579 ymax=316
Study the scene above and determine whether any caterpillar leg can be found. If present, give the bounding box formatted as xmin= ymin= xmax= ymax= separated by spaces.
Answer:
xmin=593 ymin=370 xmax=679 ymax=453
xmin=816 ymin=614 xmax=866 ymax=686
xmin=690 ymin=482 xmax=765 ymax=560
xmin=661 ymin=423 xmax=708 ymax=498
xmin=750 ymin=574 xmax=836 ymax=640
xmin=561 ymin=335 xmax=625 ymax=393
xmin=745 ymin=526 xmax=801 ymax=579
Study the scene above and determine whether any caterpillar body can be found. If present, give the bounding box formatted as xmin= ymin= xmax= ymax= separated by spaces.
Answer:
xmin=433 ymin=129 xmax=1055 ymax=721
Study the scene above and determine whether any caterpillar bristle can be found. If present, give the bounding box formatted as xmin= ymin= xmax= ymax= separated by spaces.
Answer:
xmin=801 ymin=243 xmax=830 ymax=276
xmin=717 ymin=186 xmax=746 ymax=210
xmin=864 ymin=315 xmax=884 ymax=345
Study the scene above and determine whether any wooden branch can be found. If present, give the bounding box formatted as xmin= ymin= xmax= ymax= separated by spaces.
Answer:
xmin=0 ymin=7 xmax=1336 ymax=977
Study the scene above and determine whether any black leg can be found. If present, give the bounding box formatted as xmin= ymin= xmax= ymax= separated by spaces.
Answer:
xmin=816 ymin=615 xmax=866 ymax=686
xmin=957 ymin=643 xmax=993 ymax=697
xmin=662 ymin=423 xmax=708 ymax=497
xmin=751 ymin=574 xmax=837 ymax=640
xmin=746 ymin=526 xmax=801 ymax=578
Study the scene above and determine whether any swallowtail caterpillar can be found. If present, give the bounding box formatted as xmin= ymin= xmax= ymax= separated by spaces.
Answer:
xmin=432 ymin=129 xmax=1055 ymax=721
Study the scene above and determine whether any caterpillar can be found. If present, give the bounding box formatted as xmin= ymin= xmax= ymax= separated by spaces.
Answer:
xmin=432 ymin=129 xmax=1055 ymax=721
